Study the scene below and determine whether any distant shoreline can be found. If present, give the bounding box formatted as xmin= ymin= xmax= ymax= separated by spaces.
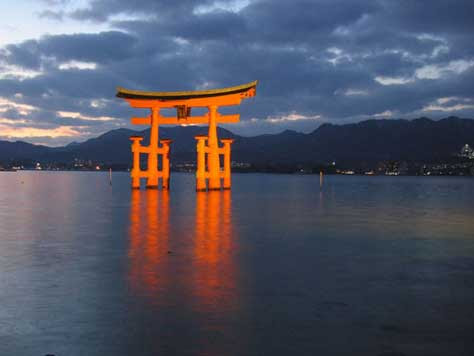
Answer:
xmin=2 ymin=169 xmax=473 ymax=178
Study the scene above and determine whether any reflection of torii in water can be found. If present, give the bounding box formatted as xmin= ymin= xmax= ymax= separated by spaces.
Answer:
xmin=116 ymin=81 xmax=258 ymax=191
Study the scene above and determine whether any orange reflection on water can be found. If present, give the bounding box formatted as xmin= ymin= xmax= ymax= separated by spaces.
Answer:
xmin=127 ymin=188 xmax=239 ymax=317
xmin=128 ymin=189 xmax=169 ymax=296
xmin=193 ymin=190 xmax=238 ymax=312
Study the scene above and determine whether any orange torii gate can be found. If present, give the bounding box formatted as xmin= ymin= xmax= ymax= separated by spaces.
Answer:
xmin=116 ymin=81 xmax=257 ymax=191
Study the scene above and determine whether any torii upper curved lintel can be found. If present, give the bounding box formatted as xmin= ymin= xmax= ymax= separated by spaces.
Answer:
xmin=116 ymin=80 xmax=258 ymax=100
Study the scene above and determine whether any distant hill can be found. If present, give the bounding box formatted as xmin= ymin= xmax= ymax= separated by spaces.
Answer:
xmin=1 ymin=117 xmax=473 ymax=167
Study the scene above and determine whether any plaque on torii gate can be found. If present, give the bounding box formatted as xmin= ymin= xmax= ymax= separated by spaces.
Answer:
xmin=116 ymin=81 xmax=257 ymax=191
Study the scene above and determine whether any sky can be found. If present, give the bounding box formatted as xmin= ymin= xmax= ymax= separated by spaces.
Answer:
xmin=0 ymin=0 xmax=473 ymax=146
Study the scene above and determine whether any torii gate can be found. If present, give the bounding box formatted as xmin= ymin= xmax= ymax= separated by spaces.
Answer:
xmin=116 ymin=81 xmax=257 ymax=191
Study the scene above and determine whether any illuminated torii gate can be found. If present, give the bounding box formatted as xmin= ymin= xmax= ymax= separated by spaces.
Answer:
xmin=116 ymin=81 xmax=257 ymax=191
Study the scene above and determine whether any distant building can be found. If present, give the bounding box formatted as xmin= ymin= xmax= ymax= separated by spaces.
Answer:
xmin=460 ymin=144 xmax=474 ymax=159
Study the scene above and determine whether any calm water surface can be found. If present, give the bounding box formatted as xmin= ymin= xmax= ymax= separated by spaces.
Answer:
xmin=0 ymin=172 xmax=473 ymax=356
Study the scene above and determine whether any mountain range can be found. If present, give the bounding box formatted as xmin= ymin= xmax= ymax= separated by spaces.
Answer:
xmin=1 ymin=117 xmax=473 ymax=168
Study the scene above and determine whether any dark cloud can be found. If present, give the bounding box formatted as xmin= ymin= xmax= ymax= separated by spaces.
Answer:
xmin=1 ymin=31 xmax=138 ymax=69
xmin=1 ymin=0 xmax=473 ymax=144
xmin=379 ymin=0 xmax=474 ymax=34
xmin=2 ymin=40 xmax=41 ymax=69
xmin=70 ymin=0 xmax=214 ymax=22
xmin=161 ymin=10 xmax=245 ymax=41
xmin=38 ymin=10 xmax=65 ymax=21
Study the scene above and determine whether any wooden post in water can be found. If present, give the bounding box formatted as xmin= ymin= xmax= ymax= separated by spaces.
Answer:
xmin=320 ymin=170 xmax=323 ymax=190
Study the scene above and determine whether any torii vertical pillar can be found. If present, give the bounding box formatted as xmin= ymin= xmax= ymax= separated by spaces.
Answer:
xmin=207 ymin=105 xmax=221 ymax=190
xmin=146 ymin=107 xmax=160 ymax=189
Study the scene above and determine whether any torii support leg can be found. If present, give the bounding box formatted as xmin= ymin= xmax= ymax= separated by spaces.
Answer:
xmin=221 ymin=139 xmax=234 ymax=189
xmin=161 ymin=139 xmax=172 ymax=190
xmin=195 ymin=135 xmax=207 ymax=191
xmin=130 ymin=136 xmax=144 ymax=189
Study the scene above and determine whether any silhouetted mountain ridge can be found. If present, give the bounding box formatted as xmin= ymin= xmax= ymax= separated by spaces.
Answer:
xmin=1 ymin=117 xmax=473 ymax=166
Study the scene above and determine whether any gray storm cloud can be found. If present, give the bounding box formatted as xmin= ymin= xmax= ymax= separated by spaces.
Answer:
xmin=1 ymin=0 xmax=473 ymax=145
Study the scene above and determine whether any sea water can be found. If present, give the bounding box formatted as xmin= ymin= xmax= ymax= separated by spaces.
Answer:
xmin=0 ymin=171 xmax=473 ymax=355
